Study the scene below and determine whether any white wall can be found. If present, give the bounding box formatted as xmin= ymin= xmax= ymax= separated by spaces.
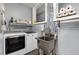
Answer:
xmin=4 ymin=3 xmax=32 ymax=31
xmin=32 ymin=24 xmax=46 ymax=37
xmin=5 ymin=3 xmax=32 ymax=21
xmin=57 ymin=22 xmax=79 ymax=55
xmin=56 ymin=3 xmax=79 ymax=55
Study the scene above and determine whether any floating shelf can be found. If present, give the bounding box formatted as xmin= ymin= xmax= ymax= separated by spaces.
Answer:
xmin=60 ymin=19 xmax=79 ymax=23
xmin=10 ymin=23 xmax=32 ymax=26
xmin=33 ymin=21 xmax=47 ymax=25
xmin=54 ymin=15 xmax=79 ymax=23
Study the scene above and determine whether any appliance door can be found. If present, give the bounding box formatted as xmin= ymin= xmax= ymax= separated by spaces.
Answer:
xmin=5 ymin=35 xmax=25 ymax=54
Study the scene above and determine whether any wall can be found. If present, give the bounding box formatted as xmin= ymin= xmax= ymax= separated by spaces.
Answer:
xmin=56 ymin=3 xmax=79 ymax=55
xmin=5 ymin=3 xmax=32 ymax=21
xmin=32 ymin=24 xmax=46 ymax=37
xmin=47 ymin=3 xmax=55 ymax=33
xmin=4 ymin=3 xmax=32 ymax=31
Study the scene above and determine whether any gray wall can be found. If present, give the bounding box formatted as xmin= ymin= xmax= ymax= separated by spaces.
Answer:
xmin=56 ymin=3 xmax=79 ymax=55
xmin=4 ymin=3 xmax=32 ymax=31
xmin=47 ymin=3 xmax=55 ymax=33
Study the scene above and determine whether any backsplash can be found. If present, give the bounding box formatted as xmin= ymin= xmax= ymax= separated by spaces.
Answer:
xmin=9 ymin=25 xmax=32 ymax=32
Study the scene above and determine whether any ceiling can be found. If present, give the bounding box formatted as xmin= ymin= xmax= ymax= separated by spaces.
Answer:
xmin=23 ymin=3 xmax=36 ymax=8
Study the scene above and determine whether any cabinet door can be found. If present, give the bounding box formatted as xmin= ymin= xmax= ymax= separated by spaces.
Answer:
xmin=26 ymin=33 xmax=38 ymax=53
xmin=32 ymin=3 xmax=47 ymax=24
xmin=30 ymin=34 xmax=37 ymax=51
xmin=0 ymin=4 xmax=3 ymax=32
xmin=0 ymin=34 xmax=4 ymax=55
xmin=26 ymin=34 xmax=32 ymax=53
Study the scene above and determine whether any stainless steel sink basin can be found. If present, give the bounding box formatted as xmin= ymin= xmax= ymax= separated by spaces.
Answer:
xmin=36 ymin=34 xmax=55 ymax=54
xmin=39 ymin=36 xmax=54 ymax=41
xmin=37 ymin=37 xmax=55 ymax=54
xmin=25 ymin=31 xmax=36 ymax=33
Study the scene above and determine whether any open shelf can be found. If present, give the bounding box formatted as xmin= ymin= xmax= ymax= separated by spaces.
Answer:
xmin=10 ymin=23 xmax=32 ymax=26
xmin=60 ymin=19 xmax=79 ymax=23
xmin=33 ymin=21 xmax=47 ymax=25
xmin=54 ymin=15 xmax=79 ymax=23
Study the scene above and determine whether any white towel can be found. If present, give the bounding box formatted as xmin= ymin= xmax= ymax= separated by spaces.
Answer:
xmin=66 ymin=5 xmax=72 ymax=11
xmin=60 ymin=8 xmax=66 ymax=13
xmin=56 ymin=13 xmax=62 ymax=18
xmin=62 ymin=12 xmax=69 ymax=16
xmin=68 ymin=10 xmax=76 ymax=15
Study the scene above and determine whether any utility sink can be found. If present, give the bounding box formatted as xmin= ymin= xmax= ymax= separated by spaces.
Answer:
xmin=37 ymin=33 xmax=54 ymax=41
xmin=36 ymin=33 xmax=55 ymax=54
xmin=39 ymin=36 xmax=53 ymax=41
xmin=25 ymin=31 xmax=36 ymax=33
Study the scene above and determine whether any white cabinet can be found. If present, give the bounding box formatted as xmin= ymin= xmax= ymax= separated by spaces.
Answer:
xmin=25 ymin=33 xmax=38 ymax=53
xmin=0 ymin=33 xmax=4 ymax=55
xmin=0 ymin=3 xmax=5 ymax=32
xmin=53 ymin=3 xmax=79 ymax=23
xmin=32 ymin=3 xmax=47 ymax=24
